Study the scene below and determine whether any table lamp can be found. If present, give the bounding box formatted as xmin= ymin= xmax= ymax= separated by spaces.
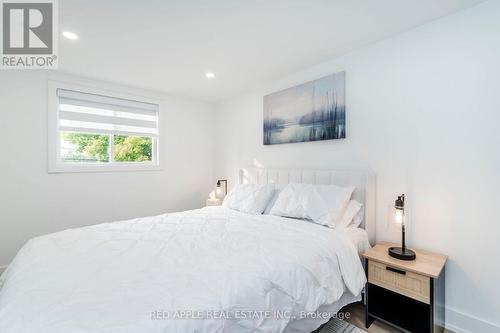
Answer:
xmin=388 ymin=194 xmax=416 ymax=260
xmin=215 ymin=179 xmax=228 ymax=199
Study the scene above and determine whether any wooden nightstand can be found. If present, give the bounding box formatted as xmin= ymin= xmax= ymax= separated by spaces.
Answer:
xmin=362 ymin=242 xmax=447 ymax=333
xmin=206 ymin=198 xmax=221 ymax=206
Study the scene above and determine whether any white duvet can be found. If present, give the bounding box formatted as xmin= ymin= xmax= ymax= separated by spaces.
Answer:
xmin=0 ymin=207 xmax=366 ymax=333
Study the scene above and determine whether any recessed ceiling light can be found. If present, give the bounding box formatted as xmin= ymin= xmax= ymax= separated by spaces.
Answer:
xmin=62 ymin=31 xmax=79 ymax=40
xmin=205 ymin=72 xmax=215 ymax=79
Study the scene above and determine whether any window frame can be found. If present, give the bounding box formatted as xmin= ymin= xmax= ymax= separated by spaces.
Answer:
xmin=48 ymin=80 xmax=161 ymax=173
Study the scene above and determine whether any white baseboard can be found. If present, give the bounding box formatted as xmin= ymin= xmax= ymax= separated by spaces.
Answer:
xmin=446 ymin=307 xmax=500 ymax=333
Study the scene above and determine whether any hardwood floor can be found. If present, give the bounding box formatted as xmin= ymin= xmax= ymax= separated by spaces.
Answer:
xmin=340 ymin=302 xmax=454 ymax=333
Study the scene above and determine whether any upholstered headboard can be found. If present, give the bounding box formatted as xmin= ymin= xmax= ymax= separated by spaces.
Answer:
xmin=238 ymin=168 xmax=376 ymax=245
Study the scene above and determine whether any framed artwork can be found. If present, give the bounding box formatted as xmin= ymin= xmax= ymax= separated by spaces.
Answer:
xmin=263 ymin=71 xmax=345 ymax=145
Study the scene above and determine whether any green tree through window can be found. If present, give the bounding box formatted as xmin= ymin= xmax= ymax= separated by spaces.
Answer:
xmin=63 ymin=133 xmax=152 ymax=163
xmin=114 ymin=135 xmax=152 ymax=162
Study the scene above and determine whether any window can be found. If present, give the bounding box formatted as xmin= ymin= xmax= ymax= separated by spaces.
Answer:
xmin=48 ymin=82 xmax=160 ymax=172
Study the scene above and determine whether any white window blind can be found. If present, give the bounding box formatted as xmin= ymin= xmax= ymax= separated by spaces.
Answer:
xmin=57 ymin=89 xmax=159 ymax=137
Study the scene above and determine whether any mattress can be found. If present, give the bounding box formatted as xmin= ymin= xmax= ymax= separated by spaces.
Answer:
xmin=0 ymin=206 xmax=366 ymax=333
xmin=341 ymin=227 xmax=371 ymax=256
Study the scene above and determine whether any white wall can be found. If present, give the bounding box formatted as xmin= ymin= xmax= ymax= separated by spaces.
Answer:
xmin=0 ymin=71 xmax=214 ymax=269
xmin=213 ymin=1 xmax=500 ymax=332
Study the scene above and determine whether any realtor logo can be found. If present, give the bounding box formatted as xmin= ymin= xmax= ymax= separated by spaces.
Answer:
xmin=1 ymin=0 xmax=58 ymax=69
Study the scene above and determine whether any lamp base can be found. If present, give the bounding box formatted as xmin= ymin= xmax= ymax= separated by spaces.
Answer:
xmin=388 ymin=246 xmax=416 ymax=261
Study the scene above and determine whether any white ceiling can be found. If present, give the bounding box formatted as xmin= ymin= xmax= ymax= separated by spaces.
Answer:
xmin=59 ymin=0 xmax=484 ymax=102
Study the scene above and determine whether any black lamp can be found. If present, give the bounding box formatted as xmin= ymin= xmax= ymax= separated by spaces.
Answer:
xmin=388 ymin=194 xmax=416 ymax=261
xmin=216 ymin=179 xmax=228 ymax=198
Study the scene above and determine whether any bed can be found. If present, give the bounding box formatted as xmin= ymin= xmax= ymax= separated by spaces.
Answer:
xmin=0 ymin=168 xmax=375 ymax=333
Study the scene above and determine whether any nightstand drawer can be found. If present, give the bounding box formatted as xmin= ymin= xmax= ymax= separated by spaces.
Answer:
xmin=368 ymin=260 xmax=430 ymax=304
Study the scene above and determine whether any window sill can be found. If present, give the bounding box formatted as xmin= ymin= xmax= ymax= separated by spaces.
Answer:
xmin=48 ymin=162 xmax=161 ymax=173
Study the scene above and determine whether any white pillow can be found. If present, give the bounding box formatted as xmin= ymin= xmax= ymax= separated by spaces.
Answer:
xmin=222 ymin=184 xmax=275 ymax=214
xmin=336 ymin=200 xmax=364 ymax=229
xmin=269 ymin=183 xmax=355 ymax=227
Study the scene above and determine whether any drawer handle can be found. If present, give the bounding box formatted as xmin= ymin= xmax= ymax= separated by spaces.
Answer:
xmin=386 ymin=266 xmax=406 ymax=275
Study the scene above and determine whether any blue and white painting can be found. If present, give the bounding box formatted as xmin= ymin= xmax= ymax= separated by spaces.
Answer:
xmin=263 ymin=72 xmax=346 ymax=145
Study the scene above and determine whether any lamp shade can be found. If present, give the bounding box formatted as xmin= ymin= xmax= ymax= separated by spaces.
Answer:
xmin=215 ymin=186 xmax=223 ymax=198
xmin=214 ymin=179 xmax=228 ymax=200
xmin=388 ymin=194 xmax=407 ymax=230
xmin=387 ymin=193 xmax=416 ymax=260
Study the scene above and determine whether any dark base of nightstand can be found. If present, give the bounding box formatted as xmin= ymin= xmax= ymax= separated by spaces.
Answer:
xmin=366 ymin=284 xmax=430 ymax=332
